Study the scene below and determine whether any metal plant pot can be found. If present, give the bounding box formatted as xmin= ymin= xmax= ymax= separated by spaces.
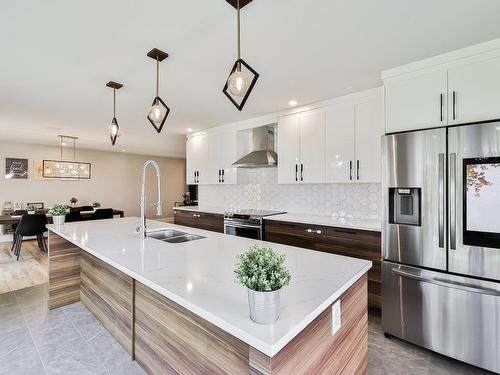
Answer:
xmin=52 ymin=215 xmax=65 ymax=226
xmin=247 ymin=288 xmax=281 ymax=324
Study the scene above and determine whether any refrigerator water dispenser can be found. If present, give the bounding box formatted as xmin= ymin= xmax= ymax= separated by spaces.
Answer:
xmin=388 ymin=188 xmax=421 ymax=226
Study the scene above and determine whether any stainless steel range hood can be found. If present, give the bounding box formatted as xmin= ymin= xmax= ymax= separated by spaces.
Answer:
xmin=233 ymin=126 xmax=277 ymax=168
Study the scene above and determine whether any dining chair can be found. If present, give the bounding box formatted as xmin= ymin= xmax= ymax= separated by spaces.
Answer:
xmin=12 ymin=214 xmax=48 ymax=261
xmin=9 ymin=210 xmax=28 ymax=244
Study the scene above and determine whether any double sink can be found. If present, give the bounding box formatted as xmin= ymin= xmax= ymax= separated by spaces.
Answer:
xmin=147 ymin=229 xmax=205 ymax=243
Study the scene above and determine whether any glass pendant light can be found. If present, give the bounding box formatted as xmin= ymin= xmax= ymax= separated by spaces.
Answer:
xmin=106 ymin=81 xmax=123 ymax=146
xmin=147 ymin=48 xmax=170 ymax=133
xmin=223 ymin=0 xmax=259 ymax=111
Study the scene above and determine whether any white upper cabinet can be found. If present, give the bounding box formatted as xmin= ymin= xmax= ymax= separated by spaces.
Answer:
xmin=383 ymin=39 xmax=500 ymax=133
xmin=355 ymin=95 xmax=384 ymax=183
xmin=325 ymin=102 xmax=355 ymax=183
xmin=299 ymin=111 xmax=326 ymax=183
xmin=278 ymin=111 xmax=326 ymax=184
xmin=187 ymin=130 xmax=237 ymax=185
xmin=385 ymin=70 xmax=447 ymax=133
xmin=448 ymin=56 xmax=500 ymax=125
xmin=277 ymin=114 xmax=301 ymax=184
xmin=219 ymin=130 xmax=237 ymax=184
xmin=205 ymin=134 xmax=221 ymax=185
xmin=186 ymin=137 xmax=195 ymax=184
xmin=186 ymin=135 xmax=208 ymax=185
xmin=325 ymin=90 xmax=384 ymax=184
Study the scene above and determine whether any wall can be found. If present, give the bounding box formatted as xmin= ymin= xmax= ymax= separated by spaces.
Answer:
xmin=0 ymin=141 xmax=186 ymax=218
xmin=199 ymin=168 xmax=381 ymax=219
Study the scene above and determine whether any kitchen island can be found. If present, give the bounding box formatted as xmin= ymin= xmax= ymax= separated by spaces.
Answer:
xmin=47 ymin=217 xmax=371 ymax=374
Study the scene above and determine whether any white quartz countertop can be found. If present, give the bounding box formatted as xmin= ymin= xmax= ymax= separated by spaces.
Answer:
xmin=48 ymin=217 xmax=371 ymax=357
xmin=265 ymin=213 xmax=381 ymax=232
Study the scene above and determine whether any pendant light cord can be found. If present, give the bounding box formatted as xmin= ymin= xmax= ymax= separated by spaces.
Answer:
xmin=156 ymin=57 xmax=160 ymax=98
xmin=113 ymin=88 xmax=116 ymax=118
xmin=237 ymin=0 xmax=241 ymax=68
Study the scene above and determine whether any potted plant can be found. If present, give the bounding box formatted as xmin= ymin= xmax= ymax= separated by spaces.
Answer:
xmin=235 ymin=245 xmax=291 ymax=324
xmin=26 ymin=205 xmax=36 ymax=214
xmin=49 ymin=204 xmax=69 ymax=225
xmin=70 ymin=196 xmax=78 ymax=207
xmin=92 ymin=202 xmax=101 ymax=209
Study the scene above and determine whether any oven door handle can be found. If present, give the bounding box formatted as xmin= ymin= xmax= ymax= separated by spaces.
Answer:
xmin=224 ymin=222 xmax=261 ymax=229
xmin=392 ymin=268 xmax=500 ymax=297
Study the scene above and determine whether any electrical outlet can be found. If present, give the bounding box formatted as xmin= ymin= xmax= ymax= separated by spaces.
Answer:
xmin=332 ymin=299 xmax=341 ymax=335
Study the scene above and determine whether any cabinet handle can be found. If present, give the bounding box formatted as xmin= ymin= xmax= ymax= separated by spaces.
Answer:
xmin=295 ymin=164 xmax=298 ymax=182
xmin=356 ymin=160 xmax=360 ymax=180
xmin=222 ymin=169 xmax=225 ymax=183
xmin=300 ymin=164 xmax=304 ymax=182
xmin=316 ymin=230 xmax=322 ymax=235
xmin=440 ymin=93 xmax=443 ymax=122
xmin=349 ymin=161 xmax=353 ymax=181
xmin=218 ymin=170 xmax=221 ymax=183
xmin=452 ymin=91 xmax=456 ymax=120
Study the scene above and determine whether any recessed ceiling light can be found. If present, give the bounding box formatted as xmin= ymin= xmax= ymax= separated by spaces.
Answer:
xmin=121 ymin=149 xmax=127 ymax=152
xmin=289 ymin=100 xmax=298 ymax=107
xmin=186 ymin=128 xmax=193 ymax=133
xmin=61 ymin=142 xmax=67 ymax=146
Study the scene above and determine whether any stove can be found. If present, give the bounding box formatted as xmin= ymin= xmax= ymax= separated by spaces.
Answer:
xmin=223 ymin=209 xmax=286 ymax=240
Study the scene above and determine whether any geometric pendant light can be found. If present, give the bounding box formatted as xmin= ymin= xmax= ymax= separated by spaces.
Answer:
xmin=146 ymin=48 xmax=170 ymax=133
xmin=223 ymin=0 xmax=259 ymax=111
xmin=106 ymin=81 xmax=123 ymax=146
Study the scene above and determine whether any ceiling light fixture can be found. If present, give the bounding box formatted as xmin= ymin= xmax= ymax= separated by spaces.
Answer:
xmin=43 ymin=135 xmax=91 ymax=180
xmin=106 ymin=81 xmax=123 ymax=146
xmin=186 ymin=128 xmax=193 ymax=133
xmin=147 ymin=48 xmax=170 ymax=133
xmin=289 ymin=100 xmax=298 ymax=107
xmin=223 ymin=0 xmax=259 ymax=111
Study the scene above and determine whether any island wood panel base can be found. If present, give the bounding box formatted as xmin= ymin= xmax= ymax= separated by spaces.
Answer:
xmin=134 ymin=281 xmax=250 ymax=375
xmin=48 ymin=232 xmax=81 ymax=309
xmin=249 ymin=275 xmax=368 ymax=375
xmin=80 ymin=251 xmax=134 ymax=357
xmin=134 ymin=276 xmax=368 ymax=375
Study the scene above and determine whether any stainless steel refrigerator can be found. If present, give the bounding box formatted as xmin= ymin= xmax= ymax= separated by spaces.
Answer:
xmin=382 ymin=121 xmax=500 ymax=373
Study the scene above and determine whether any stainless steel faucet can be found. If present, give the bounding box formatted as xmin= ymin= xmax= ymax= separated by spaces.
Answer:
xmin=139 ymin=160 xmax=163 ymax=238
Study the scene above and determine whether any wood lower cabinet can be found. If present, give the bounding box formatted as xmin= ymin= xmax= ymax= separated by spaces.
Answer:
xmin=262 ymin=220 xmax=315 ymax=249
xmin=264 ymin=220 xmax=381 ymax=309
xmin=172 ymin=209 xmax=197 ymax=227
xmin=173 ymin=209 xmax=224 ymax=233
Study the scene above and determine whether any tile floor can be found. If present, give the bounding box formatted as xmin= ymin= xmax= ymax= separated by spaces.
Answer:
xmin=0 ymin=284 xmax=493 ymax=375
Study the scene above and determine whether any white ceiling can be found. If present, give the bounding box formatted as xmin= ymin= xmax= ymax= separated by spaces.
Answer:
xmin=1 ymin=0 xmax=500 ymax=157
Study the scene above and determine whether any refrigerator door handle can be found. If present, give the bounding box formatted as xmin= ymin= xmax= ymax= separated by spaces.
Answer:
xmin=392 ymin=268 xmax=500 ymax=297
xmin=450 ymin=153 xmax=457 ymax=250
xmin=438 ymin=153 xmax=445 ymax=248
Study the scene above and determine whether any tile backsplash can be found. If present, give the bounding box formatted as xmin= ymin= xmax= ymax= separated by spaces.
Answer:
xmin=198 ymin=168 xmax=381 ymax=219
